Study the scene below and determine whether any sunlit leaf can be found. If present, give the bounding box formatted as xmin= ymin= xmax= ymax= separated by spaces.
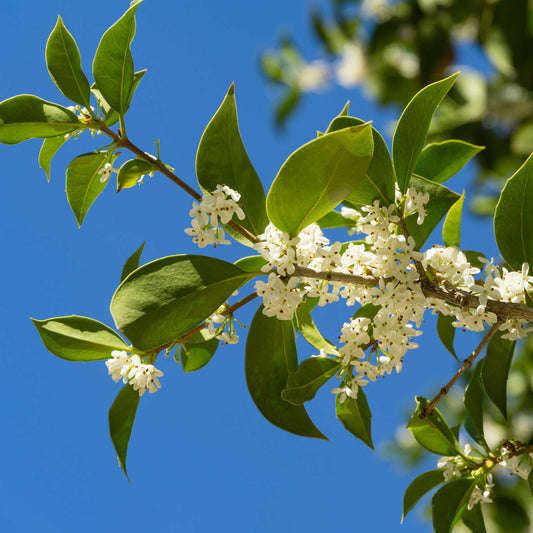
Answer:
xmin=108 ymin=384 xmax=139 ymax=481
xmin=393 ymin=73 xmax=459 ymax=192
xmin=402 ymin=469 xmax=445 ymax=522
xmin=111 ymin=255 xmax=254 ymax=351
xmin=120 ymin=241 xmax=145 ymax=282
xmin=442 ymin=192 xmax=464 ymax=248
xmin=267 ymin=123 xmax=373 ymax=235
xmin=494 ymin=153 xmax=533 ymax=270
xmin=39 ymin=136 xmax=67 ymax=182
xmin=31 ymin=315 xmax=129 ymax=361
xmin=46 ymin=16 xmax=91 ymax=107
xmin=117 ymin=159 xmax=158 ymax=192
xmin=336 ymin=389 xmax=374 ymax=449
xmin=0 ymin=95 xmax=81 ymax=144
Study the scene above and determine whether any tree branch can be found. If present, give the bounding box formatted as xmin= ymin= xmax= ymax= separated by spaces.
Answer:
xmin=420 ymin=320 xmax=503 ymax=419
xmin=97 ymin=122 xmax=259 ymax=244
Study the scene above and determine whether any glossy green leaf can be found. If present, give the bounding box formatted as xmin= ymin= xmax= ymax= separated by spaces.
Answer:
xmin=336 ymin=389 xmax=374 ymax=449
xmin=196 ymin=84 xmax=268 ymax=244
xmin=267 ymin=123 xmax=373 ymax=235
xmin=46 ymin=16 xmax=91 ymax=107
xmin=245 ymin=305 xmax=326 ymax=439
xmin=432 ymin=478 xmax=474 ymax=533
xmin=108 ymin=384 xmax=139 ymax=481
xmin=39 ymin=136 xmax=67 ymax=182
xmin=282 ymin=357 xmax=341 ymax=404
xmin=66 ymin=152 xmax=110 ymax=227
xmin=91 ymin=70 xmax=145 ymax=127
xmin=0 ymin=95 xmax=81 ymax=144
xmin=415 ymin=141 xmax=483 ymax=184
xmin=353 ymin=303 xmax=381 ymax=321
xmin=405 ymin=176 xmax=460 ymax=248
xmin=402 ymin=469 xmax=446 ymax=522
xmin=461 ymin=502 xmax=486 ymax=533
xmin=180 ymin=334 xmax=219 ymax=373
xmin=481 ymin=332 xmax=516 ymax=420
xmin=316 ymin=210 xmax=355 ymax=230
xmin=407 ymin=397 xmax=460 ymax=456
xmin=393 ymin=73 xmax=459 ymax=193
xmin=120 ymin=241 xmax=145 ymax=282
xmin=494 ymin=153 xmax=533 ymax=270
xmin=294 ymin=300 xmax=339 ymax=356
xmin=327 ymin=116 xmax=395 ymax=206
xmin=437 ymin=313 xmax=458 ymax=361
xmin=464 ymin=361 xmax=485 ymax=441
xmin=442 ymin=192 xmax=464 ymax=248
xmin=111 ymin=255 xmax=254 ymax=351
xmin=92 ymin=1 xmax=141 ymax=115
xmin=117 ymin=159 xmax=158 ymax=192
xmin=233 ymin=255 xmax=267 ymax=272
xmin=31 ymin=315 xmax=129 ymax=361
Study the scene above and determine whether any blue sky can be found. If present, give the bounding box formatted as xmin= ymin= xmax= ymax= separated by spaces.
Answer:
xmin=0 ymin=1 xmax=499 ymax=532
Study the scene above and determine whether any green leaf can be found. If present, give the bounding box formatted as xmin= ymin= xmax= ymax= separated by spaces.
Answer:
xmin=196 ymin=84 xmax=268 ymax=244
xmin=66 ymin=152 xmax=111 ymax=227
xmin=336 ymin=389 xmax=374 ymax=449
xmin=233 ymin=255 xmax=267 ymax=272
xmin=494 ymin=153 xmax=533 ymax=270
xmin=294 ymin=300 xmax=339 ymax=355
xmin=245 ymin=305 xmax=326 ymax=439
xmin=108 ymin=384 xmax=140 ymax=481
xmin=432 ymin=478 xmax=474 ymax=533
xmin=327 ymin=116 xmax=395 ymax=206
xmin=407 ymin=397 xmax=460 ymax=456
xmin=120 ymin=241 xmax=145 ymax=282
xmin=110 ymin=255 xmax=253 ymax=351
xmin=528 ymin=468 xmax=533 ymax=496
xmin=353 ymin=303 xmax=381 ymax=321
xmin=442 ymin=192 xmax=464 ymax=248
xmin=31 ymin=316 xmax=129 ymax=361
xmin=117 ymin=159 xmax=157 ymax=192
xmin=316 ymin=210 xmax=356 ymax=230
xmin=0 ymin=95 xmax=81 ymax=144
xmin=405 ymin=176 xmax=460 ymax=248
xmin=415 ymin=141 xmax=483 ymax=184
xmin=282 ymin=357 xmax=341 ymax=405
xmin=267 ymin=123 xmax=374 ymax=235
xmin=464 ymin=361 xmax=485 ymax=441
xmin=437 ymin=313 xmax=458 ymax=361
xmin=402 ymin=469 xmax=446 ymax=522
xmin=92 ymin=1 xmax=141 ymax=116
xmin=481 ymin=332 xmax=516 ymax=420
xmin=91 ymin=70 xmax=145 ymax=127
xmin=39 ymin=136 xmax=67 ymax=182
xmin=180 ymin=334 xmax=219 ymax=373
xmin=393 ymin=73 xmax=459 ymax=193
xmin=46 ymin=16 xmax=91 ymax=107
xmin=492 ymin=496 xmax=530 ymax=531
xmin=461 ymin=502 xmax=487 ymax=533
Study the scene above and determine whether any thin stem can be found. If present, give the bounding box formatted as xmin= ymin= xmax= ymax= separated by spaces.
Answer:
xmin=469 ymin=444 xmax=533 ymax=471
xmin=420 ymin=320 xmax=503 ymax=419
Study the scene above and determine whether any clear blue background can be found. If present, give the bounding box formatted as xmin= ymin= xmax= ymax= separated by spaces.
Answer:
xmin=0 ymin=1 xmax=497 ymax=532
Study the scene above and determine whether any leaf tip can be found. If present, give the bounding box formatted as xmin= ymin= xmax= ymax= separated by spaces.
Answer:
xmin=227 ymin=82 xmax=235 ymax=96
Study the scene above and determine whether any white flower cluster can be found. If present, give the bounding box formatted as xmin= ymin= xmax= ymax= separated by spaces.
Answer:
xmin=250 ymin=186 xmax=533 ymax=401
xmin=185 ymin=185 xmax=245 ymax=248
xmin=468 ymin=474 xmax=494 ymax=510
xmin=106 ymin=350 xmax=164 ymax=397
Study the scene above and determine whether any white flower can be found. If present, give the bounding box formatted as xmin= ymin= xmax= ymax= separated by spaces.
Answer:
xmin=217 ymin=331 xmax=239 ymax=344
xmin=295 ymin=61 xmax=330 ymax=92
xmin=499 ymin=448 xmax=532 ymax=480
xmin=106 ymin=350 xmax=130 ymax=382
xmin=126 ymin=355 xmax=164 ymax=397
xmin=254 ymin=273 xmax=303 ymax=320
xmin=467 ymin=474 xmax=494 ymax=510
xmin=335 ymin=43 xmax=365 ymax=88
xmin=98 ymin=162 xmax=119 ymax=183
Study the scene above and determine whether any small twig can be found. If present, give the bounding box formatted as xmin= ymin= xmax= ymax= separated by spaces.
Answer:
xmin=293 ymin=265 xmax=384 ymax=287
xmin=420 ymin=320 xmax=503 ymax=419
xmin=469 ymin=444 xmax=533 ymax=471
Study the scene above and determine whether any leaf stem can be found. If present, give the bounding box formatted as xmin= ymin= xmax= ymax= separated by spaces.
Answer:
xmin=420 ymin=320 xmax=503 ymax=419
